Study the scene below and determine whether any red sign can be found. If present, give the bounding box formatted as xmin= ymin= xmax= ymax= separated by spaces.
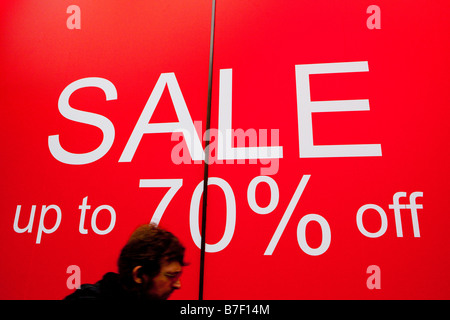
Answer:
xmin=1 ymin=0 xmax=449 ymax=300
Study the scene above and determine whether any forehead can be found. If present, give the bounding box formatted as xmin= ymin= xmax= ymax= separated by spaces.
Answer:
xmin=160 ymin=260 xmax=182 ymax=272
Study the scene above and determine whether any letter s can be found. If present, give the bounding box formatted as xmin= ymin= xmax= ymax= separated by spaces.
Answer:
xmin=48 ymin=78 xmax=117 ymax=165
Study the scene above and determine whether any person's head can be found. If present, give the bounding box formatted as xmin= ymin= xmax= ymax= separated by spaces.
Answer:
xmin=117 ymin=224 xmax=187 ymax=300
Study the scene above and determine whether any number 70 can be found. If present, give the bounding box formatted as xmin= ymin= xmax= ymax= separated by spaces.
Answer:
xmin=139 ymin=178 xmax=236 ymax=253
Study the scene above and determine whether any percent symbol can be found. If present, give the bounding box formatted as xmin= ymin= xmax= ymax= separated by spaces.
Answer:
xmin=248 ymin=174 xmax=331 ymax=256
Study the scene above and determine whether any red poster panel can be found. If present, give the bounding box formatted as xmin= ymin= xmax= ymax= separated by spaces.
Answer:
xmin=1 ymin=0 xmax=450 ymax=301
xmin=0 ymin=1 xmax=212 ymax=299
xmin=203 ymin=0 xmax=450 ymax=299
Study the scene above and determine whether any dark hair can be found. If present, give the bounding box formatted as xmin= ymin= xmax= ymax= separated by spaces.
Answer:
xmin=117 ymin=224 xmax=186 ymax=290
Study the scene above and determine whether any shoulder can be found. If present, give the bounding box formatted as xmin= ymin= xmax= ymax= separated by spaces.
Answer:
xmin=64 ymin=282 xmax=101 ymax=300
xmin=63 ymin=272 xmax=121 ymax=301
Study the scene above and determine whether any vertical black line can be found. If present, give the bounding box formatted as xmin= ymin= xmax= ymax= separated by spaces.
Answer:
xmin=199 ymin=0 xmax=216 ymax=301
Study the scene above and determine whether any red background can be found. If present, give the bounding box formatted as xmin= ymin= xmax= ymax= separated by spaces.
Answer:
xmin=1 ymin=0 xmax=449 ymax=299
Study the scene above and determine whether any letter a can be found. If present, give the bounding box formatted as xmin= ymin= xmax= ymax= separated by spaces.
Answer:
xmin=366 ymin=5 xmax=381 ymax=30
xmin=66 ymin=265 xmax=81 ymax=289
xmin=366 ymin=265 xmax=381 ymax=289
xmin=119 ymin=73 xmax=204 ymax=162
xmin=67 ymin=5 xmax=81 ymax=30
